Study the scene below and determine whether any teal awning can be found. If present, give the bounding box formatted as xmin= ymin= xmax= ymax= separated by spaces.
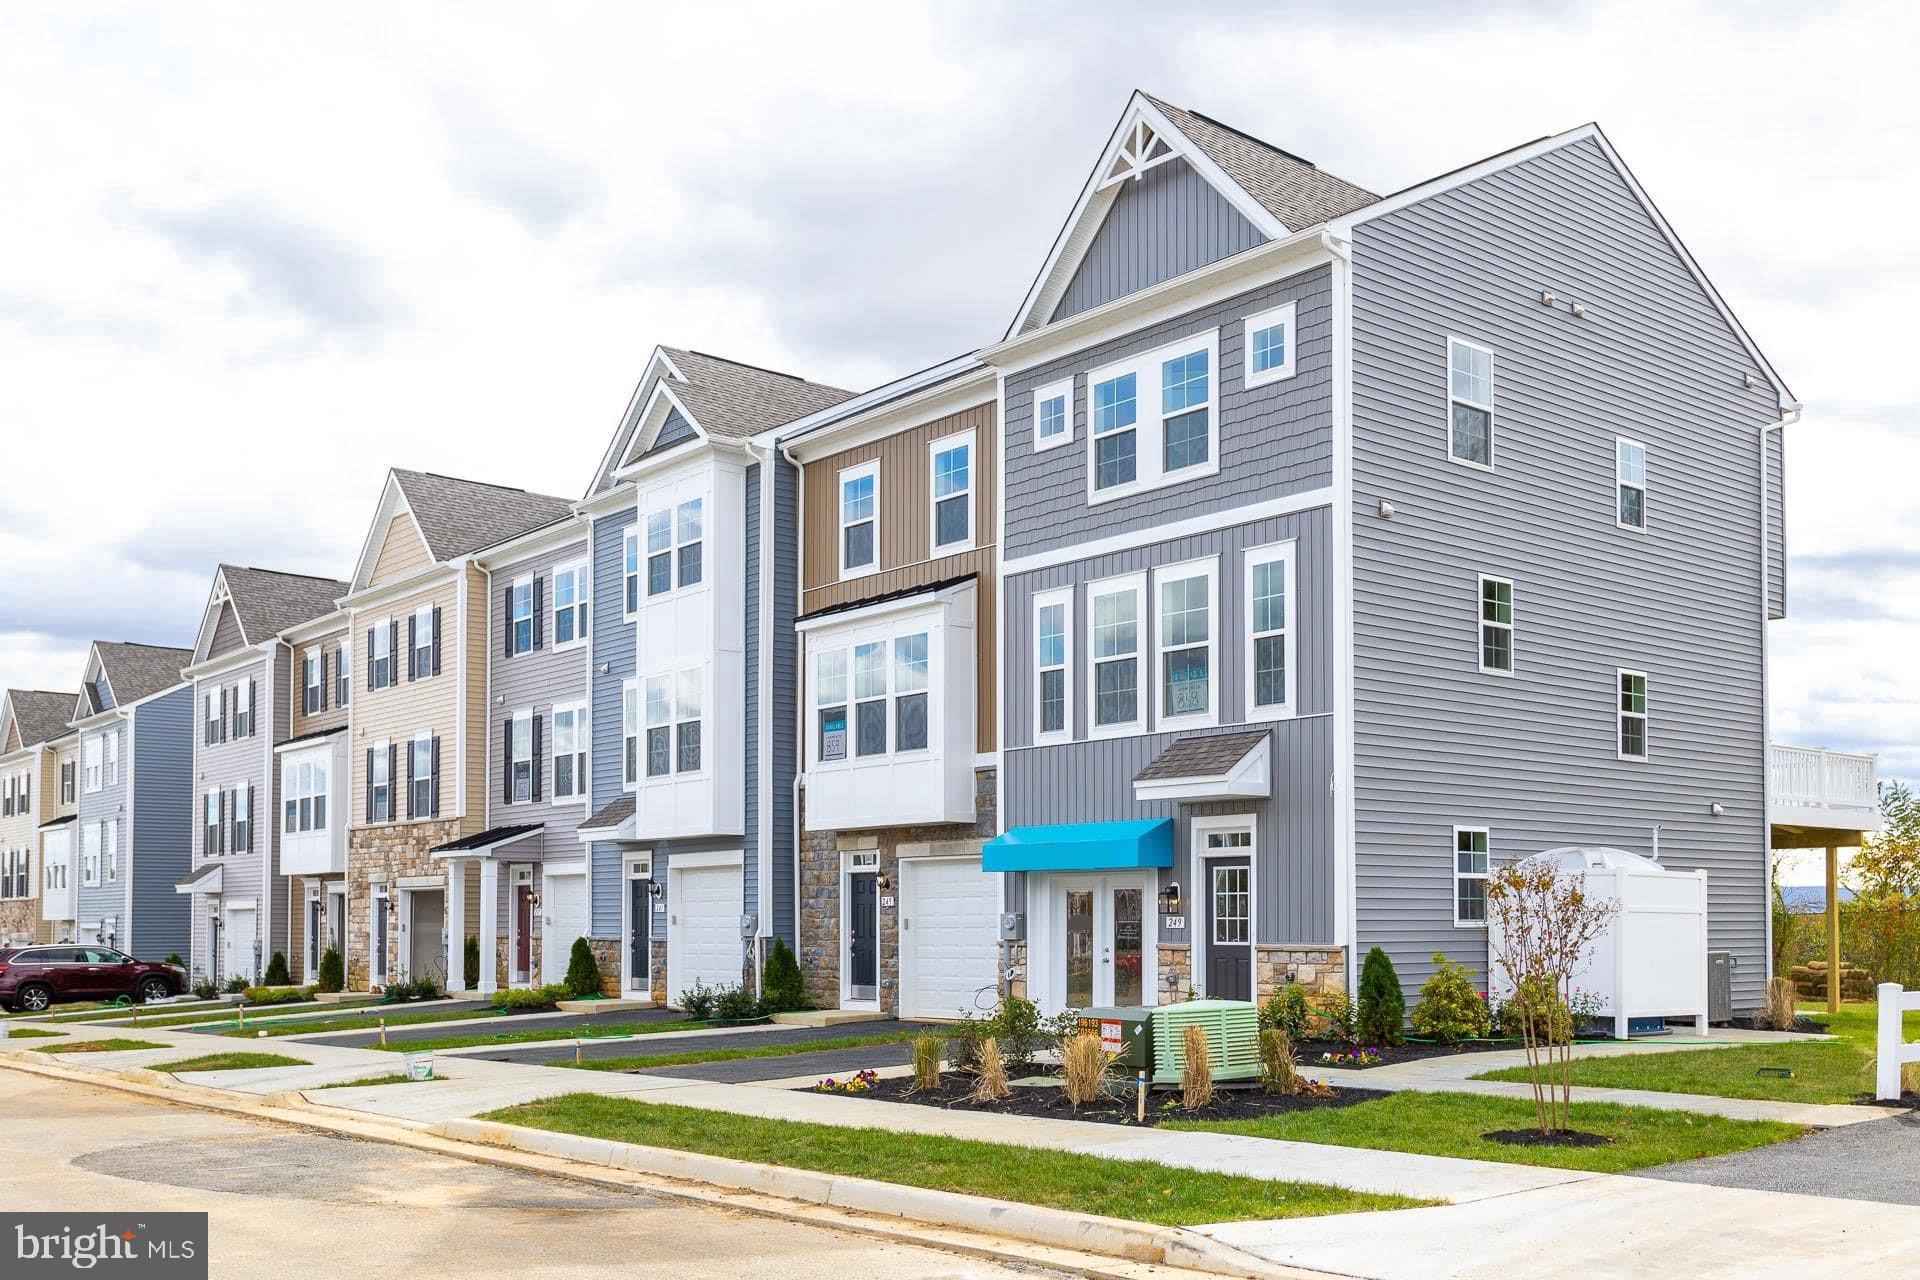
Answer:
xmin=982 ymin=819 xmax=1174 ymax=873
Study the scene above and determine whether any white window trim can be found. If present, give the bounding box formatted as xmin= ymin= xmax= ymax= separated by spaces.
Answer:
xmin=1244 ymin=540 xmax=1298 ymax=722
xmin=673 ymin=497 xmax=705 ymax=591
xmin=1152 ymin=556 xmax=1219 ymax=730
xmin=102 ymin=731 xmax=118 ymax=787
xmin=1445 ymin=335 xmax=1497 ymax=472
xmin=335 ymin=637 xmax=351 ymax=708
xmin=84 ymin=736 xmax=102 ymax=794
xmin=620 ymin=678 xmax=640 ymax=790
xmin=1616 ymin=436 xmax=1648 ymax=532
xmin=411 ymin=732 xmax=436 ymax=816
xmin=1618 ymin=668 xmax=1649 ymax=762
xmin=1477 ymin=573 xmax=1515 ymax=678
xmin=104 ymin=818 xmax=117 ymax=883
xmin=81 ymin=823 xmax=100 ymax=886
xmin=1242 ymin=301 xmax=1298 ymax=389
xmin=1032 ymin=586 xmax=1074 ymax=745
xmin=1032 ymin=378 xmax=1075 ymax=453
xmin=552 ymin=559 xmax=591 ymax=651
xmin=1086 ymin=327 xmax=1222 ymax=506
xmin=370 ymin=738 xmax=392 ymax=822
xmin=205 ymin=788 xmax=222 ymax=857
xmin=1453 ymin=825 xmax=1490 ymax=928
xmin=927 ymin=428 xmax=976 ymax=557
xmin=1086 ymin=570 xmax=1148 ymax=740
xmin=371 ymin=616 xmax=394 ymax=688
xmin=622 ymin=526 xmax=642 ymax=622
xmin=508 ymin=711 xmax=533 ymax=806
xmin=807 ymin=627 xmax=934 ymax=769
xmin=302 ymin=649 xmax=323 ymax=710
xmin=550 ymin=700 xmax=589 ymax=804
xmin=838 ymin=459 xmax=881 ymax=580
xmin=509 ymin=575 xmax=535 ymax=656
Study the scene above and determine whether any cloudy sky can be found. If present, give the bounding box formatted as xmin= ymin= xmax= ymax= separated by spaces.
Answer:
xmin=1 ymin=2 xmax=1914 ymax=822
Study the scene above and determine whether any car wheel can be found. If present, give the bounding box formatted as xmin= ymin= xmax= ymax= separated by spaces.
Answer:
xmin=137 ymin=978 xmax=172 ymax=1005
xmin=17 ymin=984 xmax=52 ymax=1013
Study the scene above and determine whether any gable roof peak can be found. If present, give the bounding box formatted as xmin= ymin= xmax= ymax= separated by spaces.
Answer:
xmin=2 ymin=689 xmax=80 ymax=750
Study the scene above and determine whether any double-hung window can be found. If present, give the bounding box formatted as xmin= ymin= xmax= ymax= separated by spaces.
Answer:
xmin=551 ymin=702 xmax=587 ymax=799
xmin=1033 ymin=379 xmax=1072 ymax=451
xmin=623 ymin=527 xmax=643 ymax=615
xmin=1454 ymin=827 xmax=1489 ymax=925
xmin=81 ymin=823 xmax=100 ymax=886
xmin=412 ymin=605 xmax=436 ymax=678
xmin=412 ymin=735 xmax=437 ymax=817
xmin=84 ymin=736 xmax=102 ymax=793
xmin=302 ymin=651 xmax=323 ymax=714
xmin=205 ymin=691 xmax=222 ymax=745
xmin=621 ymin=680 xmax=641 ymax=785
xmin=644 ymin=511 xmax=672 ymax=597
xmin=675 ymin=499 xmax=704 ymax=587
xmin=815 ymin=650 xmax=848 ymax=762
xmin=1090 ymin=371 xmax=1138 ymax=491
xmin=643 ymin=676 xmax=671 ymax=777
xmin=853 ymin=642 xmax=888 ymax=756
xmin=102 ymin=731 xmax=118 ymax=786
xmin=674 ymin=670 xmax=703 ymax=772
xmin=893 ymin=634 xmax=929 ymax=752
xmin=1243 ymin=301 xmax=1297 ymax=387
xmin=1479 ymin=576 xmax=1514 ymax=675
xmin=369 ymin=742 xmax=392 ymax=822
xmin=1447 ymin=337 xmax=1495 ymax=467
xmin=839 ymin=462 xmax=878 ymax=577
xmin=1618 ymin=670 xmax=1649 ymax=760
xmin=1088 ymin=574 xmax=1145 ymax=734
xmin=1160 ymin=350 xmax=1211 ymax=473
xmin=1247 ymin=542 xmax=1295 ymax=719
xmin=553 ymin=561 xmax=590 ymax=648
xmin=204 ymin=789 xmax=223 ymax=856
xmin=508 ymin=713 xmax=533 ymax=803
xmin=1033 ymin=589 xmax=1072 ymax=742
xmin=334 ymin=640 xmax=350 ymax=708
xmin=1617 ymin=438 xmax=1647 ymax=529
xmin=104 ymin=819 xmax=117 ymax=882
xmin=1155 ymin=560 xmax=1215 ymax=725
xmin=233 ymin=787 xmax=250 ymax=853
xmin=371 ymin=621 xmax=393 ymax=689
xmin=1088 ymin=331 xmax=1219 ymax=501
xmin=232 ymin=679 xmax=252 ymax=738
xmin=285 ymin=759 xmax=328 ymax=834
xmin=510 ymin=577 xmax=534 ymax=654
xmin=930 ymin=431 xmax=974 ymax=552
xmin=60 ymin=759 xmax=74 ymax=805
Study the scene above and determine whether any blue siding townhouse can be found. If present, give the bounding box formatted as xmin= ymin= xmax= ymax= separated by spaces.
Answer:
xmin=68 ymin=641 xmax=195 ymax=960
xmin=983 ymin=94 xmax=1793 ymax=1014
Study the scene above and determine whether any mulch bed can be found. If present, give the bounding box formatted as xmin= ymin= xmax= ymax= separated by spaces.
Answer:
xmin=852 ymin=1072 xmax=1377 ymax=1127
xmin=1726 ymin=1016 xmax=1829 ymax=1034
xmin=1483 ymin=1128 xmax=1613 ymax=1148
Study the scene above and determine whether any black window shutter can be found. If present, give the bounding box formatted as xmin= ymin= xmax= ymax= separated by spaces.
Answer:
xmin=246 ymin=784 xmax=254 ymax=851
xmin=389 ymin=621 xmax=400 ymax=686
xmin=365 ymin=748 xmax=374 ymax=820
xmin=219 ymin=686 xmax=228 ymax=742
xmin=431 ymin=606 xmax=442 ymax=675
xmin=430 ymin=736 xmax=441 ymax=818
xmin=533 ymin=576 xmax=544 ymax=650
xmin=248 ymin=678 xmax=257 ymax=736
xmin=407 ymin=613 xmax=418 ymax=683
xmin=318 ymin=651 xmax=328 ymax=712
xmin=366 ymin=629 xmax=376 ymax=690
xmin=405 ymin=738 xmax=415 ymax=820
xmin=217 ymin=789 xmax=226 ymax=855
xmin=387 ymin=744 xmax=397 ymax=815
xmin=531 ymin=714 xmax=543 ymax=801
xmin=503 ymin=718 xmax=514 ymax=804
xmin=504 ymin=586 xmax=514 ymax=657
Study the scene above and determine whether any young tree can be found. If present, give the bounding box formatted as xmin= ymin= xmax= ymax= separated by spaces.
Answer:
xmin=1853 ymin=780 xmax=1920 ymax=900
xmin=1485 ymin=856 xmax=1618 ymax=1135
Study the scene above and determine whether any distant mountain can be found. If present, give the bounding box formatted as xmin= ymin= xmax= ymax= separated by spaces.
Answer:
xmin=1780 ymin=884 xmax=1859 ymax=914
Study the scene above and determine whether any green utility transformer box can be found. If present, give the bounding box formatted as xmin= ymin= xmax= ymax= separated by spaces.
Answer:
xmin=1079 ymin=1000 xmax=1261 ymax=1086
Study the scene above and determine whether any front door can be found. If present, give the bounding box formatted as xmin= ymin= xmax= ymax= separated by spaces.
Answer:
xmin=627 ymin=876 xmax=651 ymax=992
xmin=1057 ymin=876 xmax=1148 ymax=1010
xmin=1206 ymin=856 xmax=1253 ymax=1001
xmin=846 ymin=872 xmax=878 ymax=1003
xmin=513 ymin=883 xmax=532 ymax=983
xmin=208 ymin=914 xmax=224 ymax=985
xmin=408 ymin=890 xmax=444 ymax=983
xmin=308 ymin=896 xmax=325 ymax=976
xmin=225 ymin=906 xmax=257 ymax=985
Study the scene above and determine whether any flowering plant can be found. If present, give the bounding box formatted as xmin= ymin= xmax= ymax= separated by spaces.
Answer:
xmin=1316 ymin=1046 xmax=1381 ymax=1068
xmin=815 ymin=1069 xmax=880 ymax=1094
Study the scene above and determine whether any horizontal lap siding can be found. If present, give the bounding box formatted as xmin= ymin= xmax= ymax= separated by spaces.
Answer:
xmin=75 ymin=722 xmax=127 ymax=928
xmin=190 ymin=657 xmax=270 ymax=967
xmin=589 ymin=507 xmax=637 ymax=938
xmin=1349 ymin=137 xmax=1776 ymax=1005
xmin=290 ymin=625 xmax=351 ymax=740
xmin=1766 ymin=429 xmax=1785 ymax=618
xmin=348 ymin=579 xmax=462 ymax=831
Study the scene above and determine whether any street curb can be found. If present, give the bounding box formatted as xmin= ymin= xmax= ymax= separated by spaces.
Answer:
xmin=437 ymin=1115 xmax=1293 ymax=1279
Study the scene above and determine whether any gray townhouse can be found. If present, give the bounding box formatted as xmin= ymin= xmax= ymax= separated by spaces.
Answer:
xmin=984 ymin=93 xmax=1793 ymax=1015
xmin=68 ymin=641 xmax=195 ymax=960
xmin=174 ymin=565 xmax=348 ymax=986
xmin=578 ymin=347 xmax=848 ymax=1005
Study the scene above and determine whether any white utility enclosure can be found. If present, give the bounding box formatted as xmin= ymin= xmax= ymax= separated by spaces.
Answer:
xmin=1488 ymin=847 xmax=1709 ymax=1038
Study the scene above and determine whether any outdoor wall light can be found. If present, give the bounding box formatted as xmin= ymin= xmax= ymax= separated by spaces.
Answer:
xmin=876 ymin=872 xmax=892 ymax=890
xmin=1157 ymin=883 xmax=1181 ymax=916
xmin=644 ymin=878 xmax=664 ymax=900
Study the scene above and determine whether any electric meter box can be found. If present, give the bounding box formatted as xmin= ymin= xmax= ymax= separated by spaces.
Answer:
xmin=1077 ymin=1006 xmax=1152 ymax=1073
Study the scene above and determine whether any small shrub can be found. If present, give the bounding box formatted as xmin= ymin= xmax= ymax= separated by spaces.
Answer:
xmin=464 ymin=935 xmax=481 ymax=989
xmin=909 ymin=1033 xmax=942 ymax=1094
xmin=1260 ymin=983 xmax=1313 ymax=1041
xmin=968 ymin=1036 xmax=1010 ymax=1102
xmin=263 ymin=952 xmax=291 ymax=987
xmin=989 ymin=994 xmax=1047 ymax=1067
xmin=679 ymin=980 xmax=719 ymax=1020
xmin=1060 ymin=1031 xmax=1110 ymax=1108
xmin=192 ymin=978 xmax=218 ymax=1001
xmin=316 ymin=947 xmax=344 ymax=994
xmin=1357 ymin=947 xmax=1406 ymax=1046
xmin=1181 ymin=1023 xmax=1214 ymax=1110
xmin=241 ymin=986 xmax=306 ymax=1007
xmin=163 ymin=953 xmax=185 ymax=967
xmin=492 ymin=983 xmax=567 ymax=1011
xmin=1042 ymin=1008 xmax=1085 ymax=1049
xmin=1410 ymin=953 xmax=1492 ymax=1044
xmin=384 ymin=975 xmax=442 ymax=1002
xmin=713 ymin=983 xmax=761 ymax=1021
xmin=564 ymin=938 xmax=601 ymax=999
xmin=946 ymin=1013 xmax=985 ymax=1072
xmin=1754 ymin=975 xmax=1799 ymax=1031
xmin=222 ymin=975 xmax=249 ymax=995
xmin=1315 ymin=989 xmax=1357 ymax=1043
xmin=760 ymin=937 xmax=808 ymax=1013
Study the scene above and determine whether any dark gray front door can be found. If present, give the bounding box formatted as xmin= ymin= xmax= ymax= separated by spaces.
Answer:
xmin=1207 ymin=857 xmax=1252 ymax=1002
xmin=629 ymin=878 xmax=651 ymax=987
xmin=848 ymin=872 xmax=877 ymax=1001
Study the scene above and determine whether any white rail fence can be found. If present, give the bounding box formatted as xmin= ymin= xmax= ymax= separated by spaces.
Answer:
xmin=1772 ymin=745 xmax=1878 ymax=809
xmin=1876 ymin=983 xmax=1920 ymax=1101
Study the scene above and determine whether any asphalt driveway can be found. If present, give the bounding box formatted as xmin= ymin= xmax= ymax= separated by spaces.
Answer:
xmin=278 ymin=1004 xmax=684 ymax=1048
xmin=1638 ymin=1110 xmax=1920 ymax=1205
xmin=457 ymin=1017 xmax=933 ymax=1076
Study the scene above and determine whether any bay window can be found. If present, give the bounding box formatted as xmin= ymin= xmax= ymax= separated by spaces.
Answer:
xmin=816 ymin=650 xmax=849 ymax=763
xmin=893 ymin=634 xmax=929 ymax=752
xmin=644 ymin=675 xmax=671 ymax=777
xmin=853 ymin=641 xmax=887 ymax=756
xmin=674 ymin=669 xmax=703 ymax=771
xmin=676 ymin=499 xmax=704 ymax=587
xmin=645 ymin=510 xmax=672 ymax=596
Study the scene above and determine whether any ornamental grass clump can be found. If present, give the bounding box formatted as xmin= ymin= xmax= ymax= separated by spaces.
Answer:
xmin=1258 ymin=1026 xmax=1298 ymax=1095
xmin=969 ymin=1036 xmax=1010 ymax=1103
xmin=1753 ymin=975 xmax=1799 ymax=1032
xmin=1411 ymin=953 xmax=1492 ymax=1044
xmin=909 ymin=1033 xmax=942 ymax=1094
xmin=1181 ymin=1024 xmax=1214 ymax=1110
xmin=1060 ymin=1031 xmax=1110 ymax=1109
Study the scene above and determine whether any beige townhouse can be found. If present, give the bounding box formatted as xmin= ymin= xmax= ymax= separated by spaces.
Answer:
xmin=0 ymin=691 xmax=80 ymax=945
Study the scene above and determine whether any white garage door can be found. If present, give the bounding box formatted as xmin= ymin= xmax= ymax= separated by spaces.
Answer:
xmin=542 ymin=871 xmax=589 ymax=987
xmin=901 ymin=857 xmax=1001 ymax=1021
xmin=669 ymin=863 xmax=743 ymax=1005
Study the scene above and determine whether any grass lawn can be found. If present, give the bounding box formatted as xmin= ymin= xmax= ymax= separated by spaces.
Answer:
xmin=1473 ymin=1003 xmax=1915 ymax=1106
xmin=566 ymin=1031 xmax=911 ymax=1072
xmin=38 ymin=1038 xmax=167 ymax=1054
xmin=484 ymin=1095 xmax=1427 ymax=1225
xmin=310 ymin=1073 xmax=441 ymax=1089
xmin=157 ymin=1052 xmax=309 ymax=1073
xmin=1167 ymin=1090 xmax=1804 ymax=1173
xmin=1 ymin=1027 xmax=65 ymax=1039
xmin=373 ymin=1019 xmax=716 ymax=1053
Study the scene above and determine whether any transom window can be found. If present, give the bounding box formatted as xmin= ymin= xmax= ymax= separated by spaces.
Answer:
xmin=1455 ymin=827 xmax=1489 ymax=925
xmin=1034 ymin=590 xmax=1072 ymax=742
xmin=1155 ymin=562 xmax=1214 ymax=724
xmin=1619 ymin=670 xmax=1648 ymax=760
xmin=1033 ymin=379 xmax=1072 ymax=451
xmin=552 ymin=702 xmax=587 ymax=800
xmin=1089 ymin=575 xmax=1144 ymax=733
xmin=839 ymin=463 xmax=878 ymax=576
xmin=1447 ymin=337 xmax=1495 ymax=467
xmin=1244 ymin=301 xmax=1297 ymax=387
xmin=553 ymin=561 xmax=590 ymax=647
xmin=1479 ymin=576 xmax=1514 ymax=675
xmin=1247 ymin=542 xmax=1295 ymax=718
xmin=1617 ymin=438 xmax=1647 ymax=529
xmin=1087 ymin=331 xmax=1220 ymax=501
xmin=930 ymin=432 xmax=973 ymax=552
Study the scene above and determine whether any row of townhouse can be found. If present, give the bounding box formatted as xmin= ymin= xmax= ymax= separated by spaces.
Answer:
xmin=3 ymin=93 xmax=1878 ymax=1016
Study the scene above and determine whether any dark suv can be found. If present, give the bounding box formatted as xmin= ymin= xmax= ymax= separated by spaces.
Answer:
xmin=0 ymin=946 xmax=187 ymax=1013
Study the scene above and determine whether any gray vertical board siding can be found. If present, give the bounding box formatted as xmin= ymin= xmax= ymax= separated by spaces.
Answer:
xmin=743 ymin=462 xmax=761 ymax=931
xmin=92 ymin=678 xmax=115 ymax=712
xmin=1051 ymin=157 xmax=1268 ymax=325
xmin=268 ymin=645 xmax=292 ymax=960
xmin=1765 ymin=428 xmax=1785 ymax=618
xmin=130 ymin=687 xmax=192 ymax=961
xmin=486 ymin=535 xmax=594 ymax=858
xmin=1002 ymin=508 xmax=1335 ymax=943
xmin=1003 ymin=265 xmax=1334 ymax=562
xmin=770 ymin=457 xmax=800 ymax=945
xmin=588 ymin=506 xmax=637 ymax=937
xmin=75 ymin=721 xmax=129 ymax=928
xmin=187 ymin=655 xmax=270 ymax=970
xmin=1348 ymin=136 xmax=1777 ymax=1006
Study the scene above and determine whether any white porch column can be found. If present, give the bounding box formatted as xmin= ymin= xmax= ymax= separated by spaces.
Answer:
xmin=478 ymin=859 xmax=499 ymax=997
xmin=445 ymin=859 xmax=467 ymax=994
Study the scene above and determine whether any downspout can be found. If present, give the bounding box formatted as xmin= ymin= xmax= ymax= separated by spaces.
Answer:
xmin=1321 ymin=227 xmax=1360 ymax=1001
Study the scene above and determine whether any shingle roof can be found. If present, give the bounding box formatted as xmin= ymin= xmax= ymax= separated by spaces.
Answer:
xmin=618 ymin=350 xmax=853 ymax=466
xmin=391 ymin=470 xmax=576 ymax=562
xmin=93 ymin=642 xmax=193 ymax=707
xmin=219 ymin=565 xmax=348 ymax=644
xmin=1133 ymin=730 xmax=1271 ymax=783
xmin=1144 ymin=95 xmax=1378 ymax=230
xmin=4 ymin=690 xmax=77 ymax=749
xmin=580 ymin=795 xmax=635 ymax=833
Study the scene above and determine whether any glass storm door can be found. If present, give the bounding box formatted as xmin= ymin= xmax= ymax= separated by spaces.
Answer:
xmin=1058 ymin=878 xmax=1148 ymax=1010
